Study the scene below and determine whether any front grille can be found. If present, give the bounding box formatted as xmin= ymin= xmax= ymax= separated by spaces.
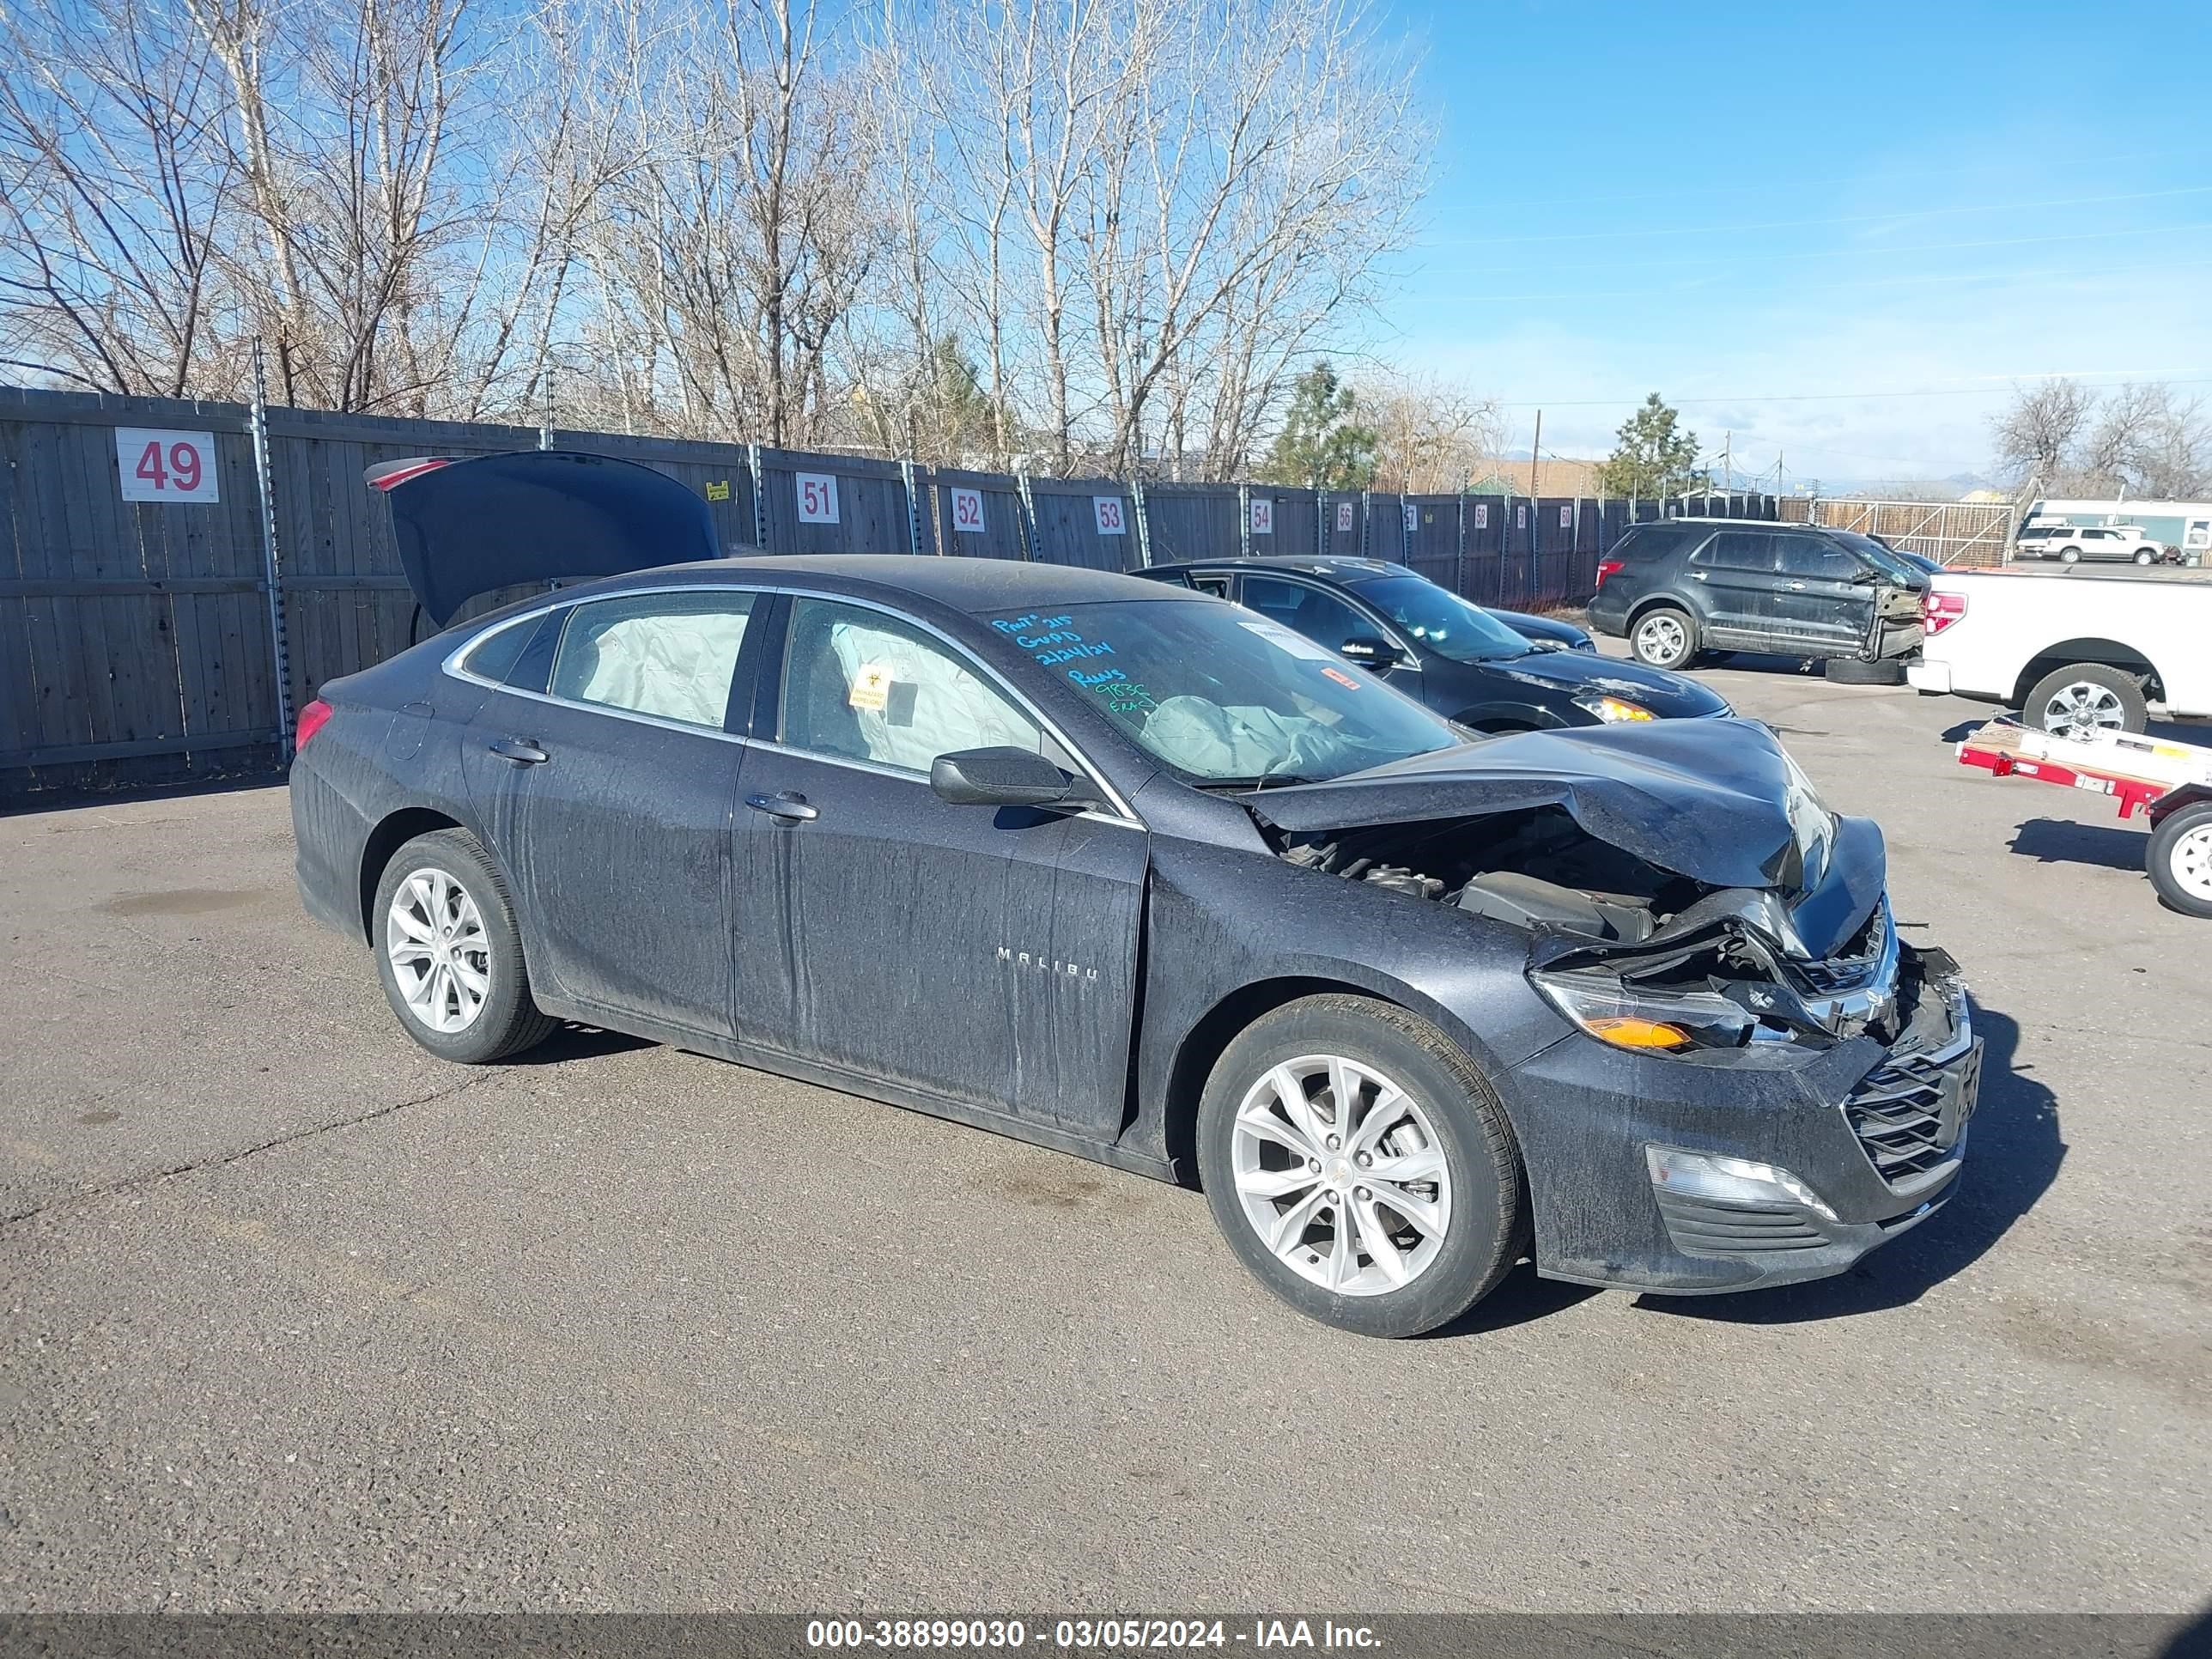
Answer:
xmin=1798 ymin=900 xmax=1889 ymax=994
xmin=1655 ymin=1190 xmax=1828 ymax=1257
xmin=1844 ymin=1040 xmax=1977 ymax=1185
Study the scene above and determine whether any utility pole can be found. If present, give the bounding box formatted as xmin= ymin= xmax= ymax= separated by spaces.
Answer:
xmin=1528 ymin=410 xmax=1543 ymax=497
xmin=1719 ymin=430 xmax=1732 ymax=491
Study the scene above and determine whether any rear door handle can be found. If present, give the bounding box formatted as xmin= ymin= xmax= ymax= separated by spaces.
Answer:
xmin=1690 ymin=571 xmax=1707 ymax=581
xmin=489 ymin=737 xmax=549 ymax=765
xmin=1786 ymin=580 xmax=1808 ymax=591
xmin=746 ymin=791 xmax=819 ymax=823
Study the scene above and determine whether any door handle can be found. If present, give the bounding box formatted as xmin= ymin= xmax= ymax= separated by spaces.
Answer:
xmin=1690 ymin=571 xmax=1707 ymax=581
xmin=489 ymin=737 xmax=549 ymax=765
xmin=746 ymin=791 xmax=819 ymax=823
xmin=1786 ymin=580 xmax=1808 ymax=591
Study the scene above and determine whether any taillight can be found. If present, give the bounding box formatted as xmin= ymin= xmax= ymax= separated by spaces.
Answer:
xmin=1595 ymin=559 xmax=1626 ymax=589
xmin=295 ymin=698 xmax=334 ymax=750
xmin=1923 ymin=592 xmax=1966 ymax=635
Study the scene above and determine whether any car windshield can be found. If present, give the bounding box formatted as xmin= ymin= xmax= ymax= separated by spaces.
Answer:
xmin=989 ymin=598 xmax=1467 ymax=785
xmin=1343 ymin=574 xmax=1534 ymax=664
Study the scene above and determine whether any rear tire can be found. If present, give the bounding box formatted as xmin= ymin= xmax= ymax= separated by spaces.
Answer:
xmin=2022 ymin=663 xmax=2147 ymax=738
xmin=1197 ymin=994 xmax=1524 ymax=1338
xmin=1630 ymin=605 xmax=1699 ymax=670
xmin=1825 ymin=657 xmax=1905 ymax=685
xmin=372 ymin=829 xmax=558 ymax=1064
xmin=2148 ymin=803 xmax=2212 ymax=919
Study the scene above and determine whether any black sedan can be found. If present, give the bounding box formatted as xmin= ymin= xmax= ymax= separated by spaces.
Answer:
xmin=292 ymin=452 xmax=1978 ymax=1337
xmin=1135 ymin=557 xmax=1728 ymax=731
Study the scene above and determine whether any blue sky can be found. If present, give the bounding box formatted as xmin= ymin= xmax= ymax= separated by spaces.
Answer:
xmin=1368 ymin=0 xmax=2212 ymax=488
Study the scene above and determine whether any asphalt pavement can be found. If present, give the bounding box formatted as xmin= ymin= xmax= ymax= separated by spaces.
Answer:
xmin=3 ymin=660 xmax=2208 ymax=1613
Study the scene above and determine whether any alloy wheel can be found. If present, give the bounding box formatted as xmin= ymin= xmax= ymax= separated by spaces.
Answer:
xmin=1634 ymin=613 xmax=1687 ymax=665
xmin=2040 ymin=680 xmax=2129 ymax=739
xmin=1229 ymin=1054 xmax=1452 ymax=1296
xmin=386 ymin=867 xmax=491 ymax=1033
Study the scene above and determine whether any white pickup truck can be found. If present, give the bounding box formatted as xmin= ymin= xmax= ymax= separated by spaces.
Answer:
xmin=1907 ymin=568 xmax=2212 ymax=737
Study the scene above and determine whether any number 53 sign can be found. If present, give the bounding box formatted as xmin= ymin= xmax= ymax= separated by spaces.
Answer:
xmin=118 ymin=428 xmax=219 ymax=503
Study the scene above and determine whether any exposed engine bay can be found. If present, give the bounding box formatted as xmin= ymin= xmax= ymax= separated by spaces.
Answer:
xmin=1268 ymin=805 xmax=1920 ymax=1053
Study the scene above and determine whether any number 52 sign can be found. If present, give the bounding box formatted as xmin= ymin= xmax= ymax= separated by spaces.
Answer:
xmin=118 ymin=428 xmax=218 ymax=503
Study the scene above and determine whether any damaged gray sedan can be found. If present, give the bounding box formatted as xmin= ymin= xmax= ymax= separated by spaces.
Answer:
xmin=290 ymin=453 xmax=1981 ymax=1338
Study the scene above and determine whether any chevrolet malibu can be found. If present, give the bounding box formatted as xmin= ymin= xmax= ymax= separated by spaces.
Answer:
xmin=290 ymin=452 xmax=1982 ymax=1337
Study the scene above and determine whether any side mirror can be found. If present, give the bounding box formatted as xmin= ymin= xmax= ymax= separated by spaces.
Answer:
xmin=930 ymin=746 xmax=1091 ymax=809
xmin=1338 ymin=635 xmax=1401 ymax=669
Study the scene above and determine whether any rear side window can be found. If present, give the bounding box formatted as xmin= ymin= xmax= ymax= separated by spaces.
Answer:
xmin=545 ymin=591 xmax=757 ymax=730
xmin=459 ymin=615 xmax=538 ymax=684
xmin=1698 ymin=532 xmax=1776 ymax=572
xmin=1610 ymin=525 xmax=1690 ymax=561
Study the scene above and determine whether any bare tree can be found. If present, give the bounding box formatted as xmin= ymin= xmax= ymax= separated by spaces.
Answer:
xmin=1354 ymin=369 xmax=1502 ymax=493
xmin=2083 ymin=382 xmax=2210 ymax=499
xmin=0 ymin=0 xmax=242 ymax=393
xmin=1990 ymin=378 xmax=2095 ymax=490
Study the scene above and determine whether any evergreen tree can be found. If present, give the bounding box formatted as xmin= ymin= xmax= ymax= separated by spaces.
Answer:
xmin=1595 ymin=393 xmax=1705 ymax=496
xmin=1261 ymin=362 xmax=1379 ymax=489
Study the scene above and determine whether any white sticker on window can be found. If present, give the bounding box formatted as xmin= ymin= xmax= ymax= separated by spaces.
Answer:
xmin=1238 ymin=620 xmax=1335 ymax=662
xmin=848 ymin=660 xmax=893 ymax=711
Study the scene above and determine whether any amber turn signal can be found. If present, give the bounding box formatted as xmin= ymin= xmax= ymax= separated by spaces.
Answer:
xmin=1583 ymin=1016 xmax=1695 ymax=1051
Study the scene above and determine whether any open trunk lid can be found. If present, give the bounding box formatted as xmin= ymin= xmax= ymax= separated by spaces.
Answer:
xmin=367 ymin=450 xmax=721 ymax=627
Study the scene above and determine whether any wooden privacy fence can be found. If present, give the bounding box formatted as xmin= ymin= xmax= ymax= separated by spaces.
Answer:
xmin=0 ymin=386 xmax=1778 ymax=799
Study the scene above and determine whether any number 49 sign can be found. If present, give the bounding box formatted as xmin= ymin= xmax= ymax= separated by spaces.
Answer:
xmin=118 ymin=428 xmax=218 ymax=503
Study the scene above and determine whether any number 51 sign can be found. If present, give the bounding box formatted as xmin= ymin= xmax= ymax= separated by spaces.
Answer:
xmin=118 ymin=428 xmax=219 ymax=503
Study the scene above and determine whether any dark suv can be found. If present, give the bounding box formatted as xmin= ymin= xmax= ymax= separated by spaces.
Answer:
xmin=1587 ymin=520 xmax=1929 ymax=675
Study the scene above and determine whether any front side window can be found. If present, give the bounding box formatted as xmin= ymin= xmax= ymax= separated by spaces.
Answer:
xmin=985 ymin=597 xmax=1464 ymax=786
xmin=1774 ymin=538 xmax=1862 ymax=580
xmin=1347 ymin=574 xmax=1532 ymax=664
xmin=1241 ymin=575 xmax=1380 ymax=654
xmin=546 ymin=590 xmax=756 ymax=730
xmin=780 ymin=598 xmax=1051 ymax=775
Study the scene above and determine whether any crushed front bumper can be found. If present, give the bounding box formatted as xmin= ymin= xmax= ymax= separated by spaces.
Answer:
xmin=1501 ymin=944 xmax=1980 ymax=1294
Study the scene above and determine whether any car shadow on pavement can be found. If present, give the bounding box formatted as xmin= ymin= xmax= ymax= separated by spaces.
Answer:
xmin=496 ymin=1022 xmax=657 ymax=1065
xmin=1419 ymin=1262 xmax=1601 ymax=1340
xmin=2008 ymin=816 xmax=2149 ymax=874
xmin=1633 ymin=1000 xmax=2063 ymax=1326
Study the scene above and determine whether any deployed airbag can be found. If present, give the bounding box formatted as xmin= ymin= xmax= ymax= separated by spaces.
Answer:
xmin=550 ymin=607 xmax=750 ymax=729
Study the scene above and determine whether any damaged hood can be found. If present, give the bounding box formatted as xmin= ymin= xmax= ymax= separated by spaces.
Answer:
xmin=1242 ymin=717 xmax=1884 ymax=957
xmin=369 ymin=450 xmax=720 ymax=627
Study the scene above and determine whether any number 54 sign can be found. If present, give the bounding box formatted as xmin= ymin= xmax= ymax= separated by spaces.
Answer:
xmin=118 ymin=428 xmax=218 ymax=503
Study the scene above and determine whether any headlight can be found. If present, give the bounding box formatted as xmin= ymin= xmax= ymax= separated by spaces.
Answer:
xmin=1531 ymin=966 xmax=1755 ymax=1054
xmin=1574 ymin=694 xmax=1657 ymax=723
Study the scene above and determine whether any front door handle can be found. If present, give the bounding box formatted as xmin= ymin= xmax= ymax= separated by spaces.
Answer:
xmin=1786 ymin=580 xmax=1808 ymax=591
xmin=489 ymin=737 xmax=549 ymax=765
xmin=1690 ymin=571 xmax=1707 ymax=581
xmin=746 ymin=791 xmax=819 ymax=823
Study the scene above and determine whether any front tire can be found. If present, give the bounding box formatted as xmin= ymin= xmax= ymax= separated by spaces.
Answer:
xmin=2148 ymin=803 xmax=2212 ymax=919
xmin=1196 ymin=995 xmax=1524 ymax=1338
xmin=1630 ymin=605 xmax=1699 ymax=670
xmin=2059 ymin=545 xmax=2081 ymax=564
xmin=2022 ymin=662 xmax=2147 ymax=738
xmin=2134 ymin=549 xmax=2155 ymax=566
xmin=373 ymin=829 xmax=557 ymax=1063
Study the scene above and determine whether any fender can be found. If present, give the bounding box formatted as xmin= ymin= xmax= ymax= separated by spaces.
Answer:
xmin=2148 ymin=782 xmax=2212 ymax=826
